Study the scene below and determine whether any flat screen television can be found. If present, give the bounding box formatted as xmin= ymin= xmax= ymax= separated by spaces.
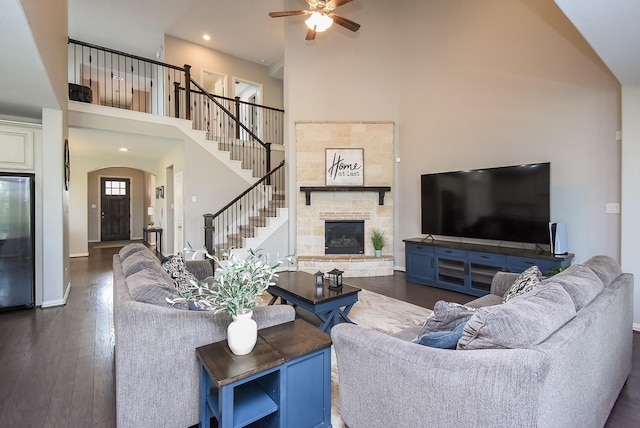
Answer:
xmin=421 ymin=162 xmax=550 ymax=245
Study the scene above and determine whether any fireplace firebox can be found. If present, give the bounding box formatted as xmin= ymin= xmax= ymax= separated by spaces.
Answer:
xmin=325 ymin=220 xmax=364 ymax=254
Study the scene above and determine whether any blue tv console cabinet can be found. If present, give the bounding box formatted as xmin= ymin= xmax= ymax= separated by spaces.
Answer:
xmin=404 ymin=238 xmax=573 ymax=297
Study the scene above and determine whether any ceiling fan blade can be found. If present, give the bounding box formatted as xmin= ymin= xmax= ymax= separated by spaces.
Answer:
xmin=269 ymin=10 xmax=308 ymax=18
xmin=305 ymin=28 xmax=317 ymax=41
xmin=327 ymin=0 xmax=353 ymax=9
xmin=328 ymin=13 xmax=361 ymax=32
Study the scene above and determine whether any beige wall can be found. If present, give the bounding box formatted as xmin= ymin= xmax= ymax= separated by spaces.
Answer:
xmin=284 ymin=0 xmax=620 ymax=269
xmin=20 ymin=0 xmax=68 ymax=110
xmin=165 ymin=36 xmax=284 ymax=110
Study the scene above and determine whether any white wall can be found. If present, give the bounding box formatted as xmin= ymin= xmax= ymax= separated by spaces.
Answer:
xmin=284 ymin=0 xmax=620 ymax=270
xmin=40 ymin=108 xmax=69 ymax=307
xmin=180 ymin=139 xmax=253 ymax=252
xmin=621 ymin=85 xmax=640 ymax=328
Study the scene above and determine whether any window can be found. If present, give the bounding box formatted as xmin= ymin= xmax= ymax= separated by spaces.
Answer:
xmin=104 ymin=180 xmax=127 ymax=196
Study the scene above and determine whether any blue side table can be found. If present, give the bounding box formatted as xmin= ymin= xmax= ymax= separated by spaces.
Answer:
xmin=196 ymin=319 xmax=332 ymax=428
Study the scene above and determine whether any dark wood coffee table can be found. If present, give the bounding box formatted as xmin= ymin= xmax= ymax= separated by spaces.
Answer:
xmin=268 ymin=271 xmax=361 ymax=332
xmin=196 ymin=319 xmax=332 ymax=428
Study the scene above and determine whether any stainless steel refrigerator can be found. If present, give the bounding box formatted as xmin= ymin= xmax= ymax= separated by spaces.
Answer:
xmin=0 ymin=173 xmax=35 ymax=310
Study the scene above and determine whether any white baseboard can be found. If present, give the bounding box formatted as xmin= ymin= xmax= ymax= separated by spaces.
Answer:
xmin=633 ymin=323 xmax=640 ymax=332
xmin=70 ymin=252 xmax=89 ymax=258
xmin=394 ymin=266 xmax=406 ymax=272
xmin=41 ymin=282 xmax=71 ymax=308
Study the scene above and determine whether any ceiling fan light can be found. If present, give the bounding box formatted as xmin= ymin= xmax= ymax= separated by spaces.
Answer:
xmin=305 ymin=11 xmax=333 ymax=32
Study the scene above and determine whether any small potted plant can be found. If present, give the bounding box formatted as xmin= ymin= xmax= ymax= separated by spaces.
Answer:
xmin=371 ymin=229 xmax=385 ymax=257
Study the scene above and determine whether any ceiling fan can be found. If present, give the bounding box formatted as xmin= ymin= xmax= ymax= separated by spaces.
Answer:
xmin=269 ymin=0 xmax=361 ymax=41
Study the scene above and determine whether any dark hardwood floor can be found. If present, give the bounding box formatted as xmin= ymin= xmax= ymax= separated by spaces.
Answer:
xmin=0 ymin=245 xmax=637 ymax=427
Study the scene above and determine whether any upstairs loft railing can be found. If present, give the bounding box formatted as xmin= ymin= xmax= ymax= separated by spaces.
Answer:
xmin=68 ymin=38 xmax=186 ymax=118
xmin=67 ymin=39 xmax=285 ymax=153
xmin=204 ymin=160 xmax=285 ymax=255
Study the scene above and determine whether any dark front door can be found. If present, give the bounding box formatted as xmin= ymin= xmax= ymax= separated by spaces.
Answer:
xmin=101 ymin=177 xmax=130 ymax=241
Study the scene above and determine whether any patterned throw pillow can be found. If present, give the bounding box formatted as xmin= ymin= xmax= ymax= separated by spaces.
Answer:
xmin=162 ymin=253 xmax=198 ymax=293
xmin=502 ymin=265 xmax=542 ymax=303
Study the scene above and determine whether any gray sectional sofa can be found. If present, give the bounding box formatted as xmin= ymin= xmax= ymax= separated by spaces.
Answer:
xmin=113 ymin=244 xmax=295 ymax=428
xmin=332 ymin=255 xmax=634 ymax=428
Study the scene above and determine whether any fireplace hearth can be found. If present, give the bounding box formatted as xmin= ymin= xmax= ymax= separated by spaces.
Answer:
xmin=325 ymin=220 xmax=364 ymax=254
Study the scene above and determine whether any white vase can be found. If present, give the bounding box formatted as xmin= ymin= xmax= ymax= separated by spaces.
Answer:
xmin=227 ymin=310 xmax=257 ymax=355
xmin=375 ymin=249 xmax=382 ymax=257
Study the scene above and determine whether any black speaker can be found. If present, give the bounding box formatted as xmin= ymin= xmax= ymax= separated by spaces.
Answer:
xmin=69 ymin=83 xmax=93 ymax=103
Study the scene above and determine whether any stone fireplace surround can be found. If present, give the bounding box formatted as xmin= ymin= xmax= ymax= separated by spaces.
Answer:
xmin=295 ymin=122 xmax=394 ymax=277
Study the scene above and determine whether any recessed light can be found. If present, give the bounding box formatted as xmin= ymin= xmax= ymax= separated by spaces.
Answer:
xmin=119 ymin=148 xmax=128 ymax=152
xmin=202 ymin=34 xmax=211 ymax=41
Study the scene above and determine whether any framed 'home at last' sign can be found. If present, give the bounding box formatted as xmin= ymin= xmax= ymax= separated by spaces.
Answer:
xmin=326 ymin=148 xmax=364 ymax=186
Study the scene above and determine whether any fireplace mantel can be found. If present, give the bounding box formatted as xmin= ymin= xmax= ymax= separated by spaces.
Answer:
xmin=300 ymin=186 xmax=391 ymax=206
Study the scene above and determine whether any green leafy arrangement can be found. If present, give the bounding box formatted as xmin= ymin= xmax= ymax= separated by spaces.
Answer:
xmin=547 ymin=266 xmax=567 ymax=276
xmin=371 ymin=229 xmax=385 ymax=251
xmin=168 ymin=248 xmax=295 ymax=316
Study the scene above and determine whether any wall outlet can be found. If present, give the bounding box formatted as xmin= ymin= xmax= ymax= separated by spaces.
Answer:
xmin=606 ymin=203 xmax=620 ymax=214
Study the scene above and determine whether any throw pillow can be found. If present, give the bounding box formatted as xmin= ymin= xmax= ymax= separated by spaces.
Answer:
xmin=457 ymin=283 xmax=576 ymax=350
xmin=502 ymin=265 xmax=542 ymax=303
xmin=413 ymin=321 xmax=467 ymax=349
xmin=162 ymin=253 xmax=198 ymax=293
xmin=416 ymin=301 xmax=477 ymax=338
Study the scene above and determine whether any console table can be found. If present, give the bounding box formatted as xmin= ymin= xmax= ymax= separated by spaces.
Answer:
xmin=142 ymin=227 xmax=162 ymax=253
xmin=196 ymin=319 xmax=332 ymax=428
xmin=404 ymin=237 xmax=573 ymax=297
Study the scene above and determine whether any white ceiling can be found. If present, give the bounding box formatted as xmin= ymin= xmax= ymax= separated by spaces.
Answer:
xmin=68 ymin=0 xmax=288 ymax=67
xmin=554 ymin=0 xmax=640 ymax=85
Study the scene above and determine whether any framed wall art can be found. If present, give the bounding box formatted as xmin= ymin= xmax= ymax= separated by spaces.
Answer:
xmin=64 ymin=139 xmax=70 ymax=190
xmin=326 ymin=148 xmax=364 ymax=186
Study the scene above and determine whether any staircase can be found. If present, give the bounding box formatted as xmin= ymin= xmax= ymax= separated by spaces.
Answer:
xmin=231 ymin=191 xmax=285 ymax=246
xmin=204 ymin=161 xmax=287 ymax=258
xmin=186 ymin=78 xmax=287 ymax=256
xmin=67 ymin=39 xmax=288 ymax=256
